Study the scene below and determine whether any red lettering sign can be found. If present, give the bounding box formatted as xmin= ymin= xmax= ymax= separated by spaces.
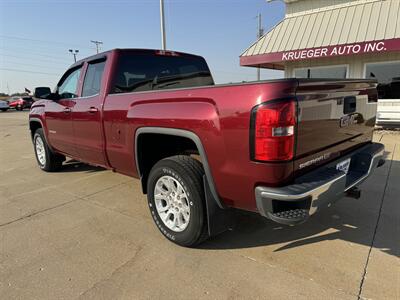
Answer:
xmin=281 ymin=41 xmax=387 ymax=61
xmin=240 ymin=38 xmax=400 ymax=67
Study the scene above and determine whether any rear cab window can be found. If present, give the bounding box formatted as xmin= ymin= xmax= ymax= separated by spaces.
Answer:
xmin=110 ymin=50 xmax=214 ymax=94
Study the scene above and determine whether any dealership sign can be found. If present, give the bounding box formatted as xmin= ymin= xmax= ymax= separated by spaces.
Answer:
xmin=240 ymin=38 xmax=400 ymax=67
xmin=282 ymin=41 xmax=386 ymax=61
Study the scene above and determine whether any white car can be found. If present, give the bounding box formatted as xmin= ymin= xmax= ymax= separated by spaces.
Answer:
xmin=0 ymin=100 xmax=9 ymax=112
xmin=376 ymin=99 xmax=400 ymax=127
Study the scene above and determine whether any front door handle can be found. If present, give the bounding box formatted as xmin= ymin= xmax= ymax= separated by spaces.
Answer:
xmin=63 ymin=107 xmax=71 ymax=114
xmin=88 ymin=107 xmax=98 ymax=113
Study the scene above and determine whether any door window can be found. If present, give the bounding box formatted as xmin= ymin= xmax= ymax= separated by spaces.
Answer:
xmin=82 ymin=60 xmax=106 ymax=97
xmin=58 ymin=67 xmax=82 ymax=99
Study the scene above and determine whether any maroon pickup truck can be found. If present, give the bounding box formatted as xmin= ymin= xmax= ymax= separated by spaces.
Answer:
xmin=29 ymin=49 xmax=384 ymax=246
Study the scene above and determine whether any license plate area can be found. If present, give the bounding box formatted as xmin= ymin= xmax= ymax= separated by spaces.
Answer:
xmin=336 ymin=158 xmax=351 ymax=174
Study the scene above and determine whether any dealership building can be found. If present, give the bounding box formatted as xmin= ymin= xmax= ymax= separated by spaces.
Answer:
xmin=241 ymin=0 xmax=400 ymax=102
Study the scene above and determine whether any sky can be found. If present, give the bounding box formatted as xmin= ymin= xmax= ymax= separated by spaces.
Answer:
xmin=0 ymin=0 xmax=285 ymax=94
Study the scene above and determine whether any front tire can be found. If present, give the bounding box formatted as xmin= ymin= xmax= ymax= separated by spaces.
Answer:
xmin=33 ymin=128 xmax=64 ymax=172
xmin=147 ymin=155 xmax=209 ymax=247
xmin=0 ymin=108 xmax=7 ymax=112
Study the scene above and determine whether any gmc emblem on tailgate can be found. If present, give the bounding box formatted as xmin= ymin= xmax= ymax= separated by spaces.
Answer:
xmin=340 ymin=114 xmax=357 ymax=127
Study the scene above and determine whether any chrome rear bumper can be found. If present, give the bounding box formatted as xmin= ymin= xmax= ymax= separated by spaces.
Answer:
xmin=255 ymin=143 xmax=385 ymax=225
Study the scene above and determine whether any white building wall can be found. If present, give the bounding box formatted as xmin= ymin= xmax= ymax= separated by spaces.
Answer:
xmin=284 ymin=52 xmax=400 ymax=78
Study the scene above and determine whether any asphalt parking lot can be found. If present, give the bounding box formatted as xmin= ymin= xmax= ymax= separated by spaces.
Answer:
xmin=0 ymin=111 xmax=399 ymax=299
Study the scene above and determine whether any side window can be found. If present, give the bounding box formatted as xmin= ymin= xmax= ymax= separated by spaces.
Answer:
xmin=58 ymin=67 xmax=82 ymax=99
xmin=82 ymin=60 xmax=106 ymax=97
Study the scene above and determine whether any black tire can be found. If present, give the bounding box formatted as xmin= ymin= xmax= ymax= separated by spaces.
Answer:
xmin=1 ymin=108 xmax=7 ymax=112
xmin=147 ymin=155 xmax=209 ymax=247
xmin=33 ymin=128 xmax=64 ymax=172
xmin=16 ymin=105 xmax=22 ymax=111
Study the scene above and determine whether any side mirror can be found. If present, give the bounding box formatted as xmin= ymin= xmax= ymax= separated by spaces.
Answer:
xmin=33 ymin=87 xmax=52 ymax=99
xmin=44 ymin=93 xmax=61 ymax=101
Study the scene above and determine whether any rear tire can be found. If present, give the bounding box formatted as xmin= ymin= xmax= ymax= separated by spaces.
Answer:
xmin=1 ymin=108 xmax=7 ymax=112
xmin=147 ymin=155 xmax=209 ymax=247
xmin=33 ymin=128 xmax=64 ymax=172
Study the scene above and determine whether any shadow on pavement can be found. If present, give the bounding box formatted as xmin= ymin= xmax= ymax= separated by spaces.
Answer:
xmin=0 ymin=109 xmax=29 ymax=114
xmin=201 ymin=207 xmax=396 ymax=258
xmin=201 ymin=159 xmax=398 ymax=258
xmin=60 ymin=159 xmax=105 ymax=173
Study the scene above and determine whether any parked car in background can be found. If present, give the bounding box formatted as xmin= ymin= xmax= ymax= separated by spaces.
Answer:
xmin=376 ymin=100 xmax=400 ymax=127
xmin=0 ymin=100 xmax=10 ymax=111
xmin=8 ymin=96 xmax=35 ymax=111
xmin=375 ymin=77 xmax=400 ymax=127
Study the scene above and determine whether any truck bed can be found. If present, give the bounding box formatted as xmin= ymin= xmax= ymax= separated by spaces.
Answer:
xmin=103 ymin=78 xmax=377 ymax=211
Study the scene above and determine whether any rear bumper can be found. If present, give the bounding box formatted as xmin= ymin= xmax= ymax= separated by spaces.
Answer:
xmin=255 ymin=143 xmax=385 ymax=225
xmin=376 ymin=119 xmax=400 ymax=126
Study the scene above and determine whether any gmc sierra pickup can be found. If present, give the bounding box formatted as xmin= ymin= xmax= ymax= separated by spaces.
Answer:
xmin=29 ymin=49 xmax=384 ymax=246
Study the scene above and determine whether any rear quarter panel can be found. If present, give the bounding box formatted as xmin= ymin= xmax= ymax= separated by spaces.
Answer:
xmin=103 ymin=80 xmax=297 ymax=211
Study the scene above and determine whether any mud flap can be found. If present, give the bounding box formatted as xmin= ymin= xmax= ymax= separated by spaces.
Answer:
xmin=203 ymin=175 xmax=234 ymax=237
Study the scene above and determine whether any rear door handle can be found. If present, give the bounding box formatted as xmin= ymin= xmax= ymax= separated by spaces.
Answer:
xmin=88 ymin=107 xmax=98 ymax=113
xmin=63 ymin=107 xmax=71 ymax=114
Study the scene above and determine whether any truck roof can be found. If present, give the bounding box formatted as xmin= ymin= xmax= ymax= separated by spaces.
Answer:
xmin=70 ymin=48 xmax=204 ymax=69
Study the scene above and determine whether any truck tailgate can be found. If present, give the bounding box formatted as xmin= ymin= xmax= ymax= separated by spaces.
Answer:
xmin=294 ymin=79 xmax=378 ymax=175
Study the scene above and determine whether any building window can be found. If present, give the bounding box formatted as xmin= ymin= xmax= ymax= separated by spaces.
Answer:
xmin=365 ymin=62 xmax=400 ymax=99
xmin=294 ymin=65 xmax=347 ymax=79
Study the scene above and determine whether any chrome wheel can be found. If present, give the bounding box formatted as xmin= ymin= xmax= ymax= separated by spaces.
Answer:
xmin=154 ymin=175 xmax=190 ymax=232
xmin=35 ymin=136 xmax=46 ymax=166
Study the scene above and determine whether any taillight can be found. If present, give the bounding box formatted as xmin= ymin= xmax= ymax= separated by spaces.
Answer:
xmin=252 ymin=100 xmax=296 ymax=161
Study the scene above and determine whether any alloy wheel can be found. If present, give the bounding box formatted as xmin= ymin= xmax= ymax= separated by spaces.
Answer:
xmin=154 ymin=175 xmax=190 ymax=232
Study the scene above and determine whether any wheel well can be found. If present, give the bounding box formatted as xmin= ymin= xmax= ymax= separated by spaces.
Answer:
xmin=29 ymin=121 xmax=42 ymax=139
xmin=136 ymin=133 xmax=200 ymax=193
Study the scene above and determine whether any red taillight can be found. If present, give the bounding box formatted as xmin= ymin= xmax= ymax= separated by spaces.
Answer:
xmin=253 ymin=100 xmax=296 ymax=161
